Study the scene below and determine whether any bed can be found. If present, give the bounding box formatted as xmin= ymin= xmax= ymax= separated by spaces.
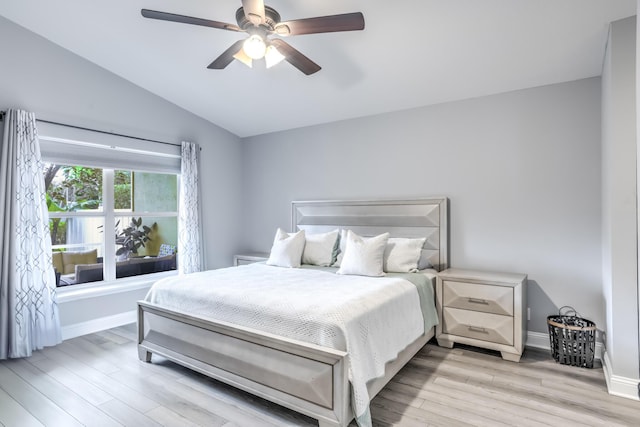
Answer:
xmin=137 ymin=198 xmax=448 ymax=427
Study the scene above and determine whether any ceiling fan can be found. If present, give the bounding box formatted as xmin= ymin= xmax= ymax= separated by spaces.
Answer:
xmin=141 ymin=0 xmax=365 ymax=75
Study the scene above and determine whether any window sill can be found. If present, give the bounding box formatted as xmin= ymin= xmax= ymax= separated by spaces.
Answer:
xmin=56 ymin=270 xmax=178 ymax=303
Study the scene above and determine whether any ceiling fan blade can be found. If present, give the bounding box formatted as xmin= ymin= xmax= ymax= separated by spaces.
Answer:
xmin=274 ymin=12 xmax=364 ymax=36
xmin=241 ymin=0 xmax=266 ymax=25
xmin=141 ymin=9 xmax=242 ymax=32
xmin=270 ymin=39 xmax=321 ymax=75
xmin=207 ymin=40 xmax=246 ymax=69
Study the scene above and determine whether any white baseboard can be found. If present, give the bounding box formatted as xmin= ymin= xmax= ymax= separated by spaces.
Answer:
xmin=525 ymin=331 xmax=604 ymax=361
xmin=602 ymin=351 xmax=640 ymax=401
xmin=61 ymin=310 xmax=136 ymax=341
xmin=527 ymin=331 xmax=639 ymax=401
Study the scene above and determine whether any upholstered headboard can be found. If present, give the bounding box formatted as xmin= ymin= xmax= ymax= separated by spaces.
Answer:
xmin=292 ymin=198 xmax=449 ymax=271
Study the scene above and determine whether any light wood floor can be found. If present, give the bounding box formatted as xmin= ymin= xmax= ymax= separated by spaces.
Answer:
xmin=0 ymin=324 xmax=638 ymax=426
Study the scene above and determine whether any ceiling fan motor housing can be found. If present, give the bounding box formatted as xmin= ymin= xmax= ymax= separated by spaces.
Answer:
xmin=235 ymin=6 xmax=281 ymax=32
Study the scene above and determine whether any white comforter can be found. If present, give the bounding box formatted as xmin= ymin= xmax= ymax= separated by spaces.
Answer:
xmin=145 ymin=263 xmax=436 ymax=425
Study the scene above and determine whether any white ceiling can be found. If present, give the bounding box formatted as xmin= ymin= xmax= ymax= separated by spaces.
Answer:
xmin=0 ymin=1 xmax=636 ymax=137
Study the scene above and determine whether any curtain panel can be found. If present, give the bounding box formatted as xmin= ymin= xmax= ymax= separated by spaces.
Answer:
xmin=178 ymin=141 xmax=204 ymax=274
xmin=0 ymin=109 xmax=61 ymax=359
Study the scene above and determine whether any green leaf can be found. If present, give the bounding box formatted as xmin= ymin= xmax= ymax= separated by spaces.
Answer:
xmin=46 ymin=193 xmax=64 ymax=212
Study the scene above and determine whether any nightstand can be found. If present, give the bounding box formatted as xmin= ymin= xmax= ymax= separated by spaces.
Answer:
xmin=233 ymin=252 xmax=269 ymax=266
xmin=436 ymin=268 xmax=527 ymax=362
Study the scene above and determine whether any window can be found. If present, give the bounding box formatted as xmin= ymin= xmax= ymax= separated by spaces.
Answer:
xmin=37 ymin=121 xmax=182 ymax=289
xmin=46 ymin=164 xmax=178 ymax=287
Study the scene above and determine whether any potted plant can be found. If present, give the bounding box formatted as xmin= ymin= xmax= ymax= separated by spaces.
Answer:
xmin=116 ymin=217 xmax=157 ymax=258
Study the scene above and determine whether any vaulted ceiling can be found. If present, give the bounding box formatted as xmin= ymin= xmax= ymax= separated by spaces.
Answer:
xmin=0 ymin=1 xmax=636 ymax=137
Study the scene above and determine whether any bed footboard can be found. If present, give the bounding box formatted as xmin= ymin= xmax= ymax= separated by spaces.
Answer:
xmin=137 ymin=301 xmax=351 ymax=426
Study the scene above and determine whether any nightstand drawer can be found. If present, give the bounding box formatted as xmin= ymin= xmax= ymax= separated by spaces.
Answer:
xmin=442 ymin=307 xmax=514 ymax=346
xmin=443 ymin=280 xmax=513 ymax=316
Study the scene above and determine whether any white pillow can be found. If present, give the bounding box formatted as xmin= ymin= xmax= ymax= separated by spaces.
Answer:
xmin=337 ymin=231 xmax=389 ymax=277
xmin=417 ymin=249 xmax=433 ymax=270
xmin=384 ymin=237 xmax=427 ymax=273
xmin=302 ymin=229 xmax=339 ymax=266
xmin=266 ymin=228 xmax=306 ymax=268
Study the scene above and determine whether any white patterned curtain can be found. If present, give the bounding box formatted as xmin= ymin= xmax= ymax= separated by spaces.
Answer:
xmin=178 ymin=141 xmax=204 ymax=274
xmin=0 ymin=109 xmax=61 ymax=359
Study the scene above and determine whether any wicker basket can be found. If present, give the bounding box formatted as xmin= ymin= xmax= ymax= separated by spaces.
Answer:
xmin=547 ymin=306 xmax=596 ymax=368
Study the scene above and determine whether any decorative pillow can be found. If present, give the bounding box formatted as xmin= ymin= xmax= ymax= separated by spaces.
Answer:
xmin=337 ymin=231 xmax=389 ymax=277
xmin=384 ymin=237 xmax=427 ymax=273
xmin=266 ymin=228 xmax=306 ymax=268
xmin=331 ymin=229 xmax=349 ymax=267
xmin=158 ymin=244 xmax=177 ymax=257
xmin=62 ymin=249 xmax=98 ymax=275
xmin=331 ymin=232 xmax=341 ymax=265
xmin=51 ymin=251 xmax=64 ymax=273
xmin=302 ymin=229 xmax=339 ymax=266
xmin=418 ymin=249 xmax=434 ymax=270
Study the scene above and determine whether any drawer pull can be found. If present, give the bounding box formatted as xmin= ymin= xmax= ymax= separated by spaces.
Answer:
xmin=468 ymin=298 xmax=489 ymax=305
xmin=468 ymin=326 xmax=488 ymax=334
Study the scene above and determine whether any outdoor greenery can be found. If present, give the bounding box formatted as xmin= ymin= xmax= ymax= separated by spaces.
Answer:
xmin=47 ymin=166 xmax=103 ymax=211
xmin=45 ymin=164 xmax=132 ymax=245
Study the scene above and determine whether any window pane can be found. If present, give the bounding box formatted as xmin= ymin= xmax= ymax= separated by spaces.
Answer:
xmin=110 ymin=215 xmax=177 ymax=279
xmin=117 ymin=171 xmax=177 ymax=213
xmin=114 ymin=170 xmax=132 ymax=210
xmin=51 ymin=217 xmax=104 ymax=287
xmin=44 ymin=164 xmax=103 ymax=212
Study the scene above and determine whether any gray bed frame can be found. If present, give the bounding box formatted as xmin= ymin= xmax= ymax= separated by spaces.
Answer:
xmin=138 ymin=198 xmax=448 ymax=427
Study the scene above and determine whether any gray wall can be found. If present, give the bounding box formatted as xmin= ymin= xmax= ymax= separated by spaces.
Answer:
xmin=602 ymin=16 xmax=639 ymax=380
xmin=241 ymin=78 xmax=603 ymax=335
xmin=0 ymin=16 xmax=243 ymax=326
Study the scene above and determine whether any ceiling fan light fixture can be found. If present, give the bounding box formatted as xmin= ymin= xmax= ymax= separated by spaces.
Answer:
xmin=265 ymin=45 xmax=285 ymax=68
xmin=233 ymin=48 xmax=253 ymax=68
xmin=243 ymin=34 xmax=267 ymax=59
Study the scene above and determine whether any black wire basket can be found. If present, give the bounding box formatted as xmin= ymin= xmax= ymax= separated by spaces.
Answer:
xmin=547 ymin=306 xmax=596 ymax=368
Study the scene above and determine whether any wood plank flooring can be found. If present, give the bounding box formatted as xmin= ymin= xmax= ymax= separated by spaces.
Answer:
xmin=0 ymin=324 xmax=638 ymax=426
